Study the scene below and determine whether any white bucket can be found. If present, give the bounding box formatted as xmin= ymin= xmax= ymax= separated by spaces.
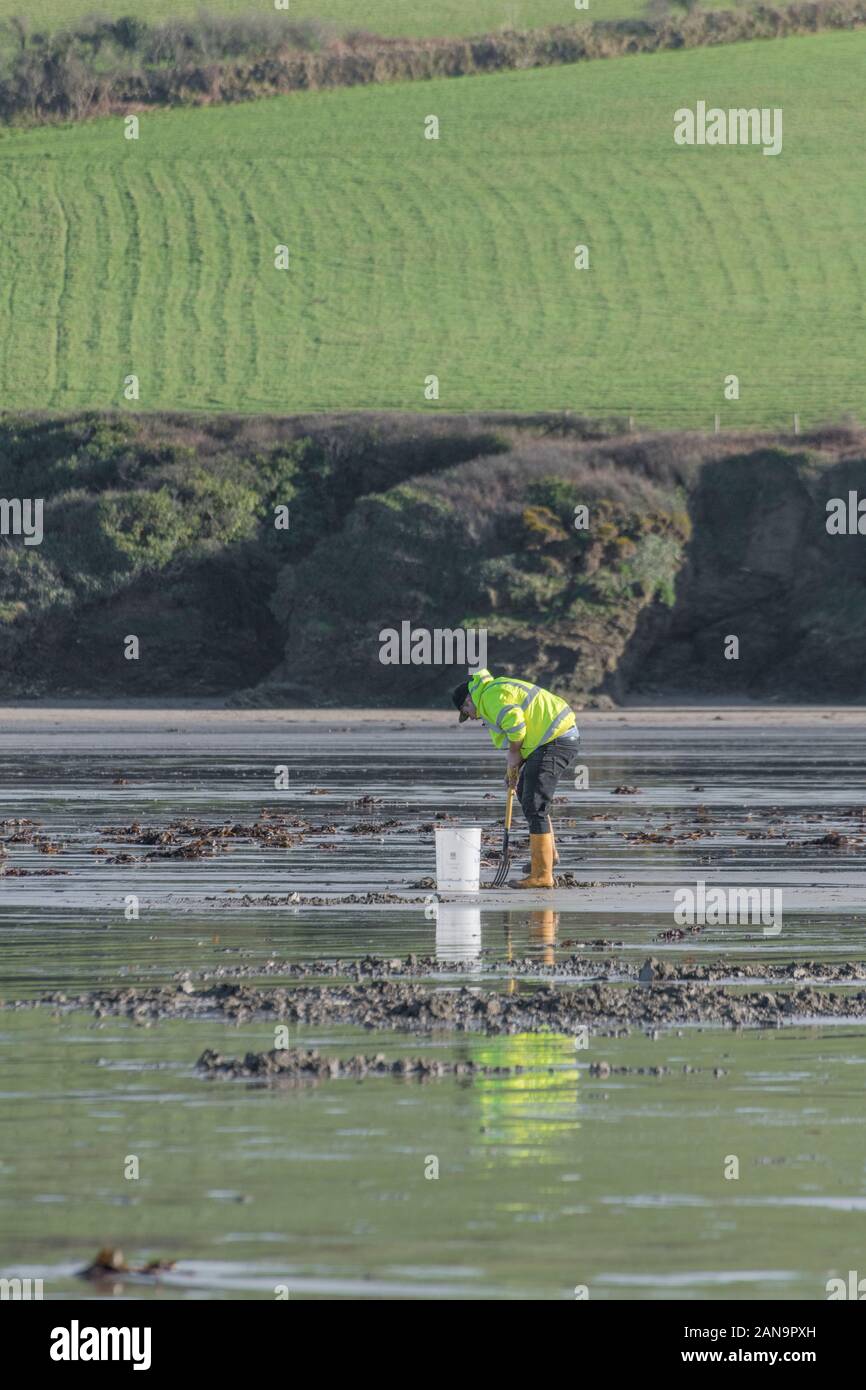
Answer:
xmin=434 ymin=825 xmax=482 ymax=893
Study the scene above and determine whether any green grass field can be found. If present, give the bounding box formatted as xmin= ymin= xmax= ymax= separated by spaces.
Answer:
xmin=0 ymin=0 xmax=728 ymax=39
xmin=0 ymin=29 xmax=863 ymax=426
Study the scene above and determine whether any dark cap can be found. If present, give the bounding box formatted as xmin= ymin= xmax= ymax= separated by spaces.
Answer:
xmin=451 ymin=680 xmax=471 ymax=721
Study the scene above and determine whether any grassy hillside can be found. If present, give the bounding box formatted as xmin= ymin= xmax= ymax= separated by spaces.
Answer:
xmin=0 ymin=30 xmax=864 ymax=425
xmin=1 ymin=411 xmax=864 ymax=703
xmin=0 ymin=1 xmax=728 ymax=42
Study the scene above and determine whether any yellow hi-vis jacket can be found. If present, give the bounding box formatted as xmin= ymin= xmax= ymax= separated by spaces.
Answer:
xmin=467 ymin=669 xmax=577 ymax=756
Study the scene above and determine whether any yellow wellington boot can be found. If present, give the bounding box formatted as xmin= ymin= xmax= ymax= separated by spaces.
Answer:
xmin=512 ymin=833 xmax=555 ymax=889
xmin=522 ymin=822 xmax=559 ymax=873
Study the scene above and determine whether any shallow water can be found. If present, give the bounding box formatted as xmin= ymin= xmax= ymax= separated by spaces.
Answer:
xmin=2 ymin=719 xmax=866 ymax=1300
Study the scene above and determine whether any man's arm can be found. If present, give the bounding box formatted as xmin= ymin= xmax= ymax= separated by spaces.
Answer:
xmin=506 ymin=735 xmax=525 ymax=786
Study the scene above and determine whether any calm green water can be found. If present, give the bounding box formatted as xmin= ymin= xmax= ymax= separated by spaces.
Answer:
xmin=2 ymin=719 xmax=866 ymax=1300
xmin=3 ymin=1010 xmax=865 ymax=1300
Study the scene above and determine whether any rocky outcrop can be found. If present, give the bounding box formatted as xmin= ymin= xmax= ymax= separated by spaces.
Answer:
xmin=1 ymin=411 xmax=864 ymax=702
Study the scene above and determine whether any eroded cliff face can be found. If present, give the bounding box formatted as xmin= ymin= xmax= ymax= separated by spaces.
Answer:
xmin=629 ymin=445 xmax=866 ymax=701
xmin=263 ymin=430 xmax=866 ymax=708
xmin=260 ymin=437 xmax=693 ymax=707
xmin=0 ymin=412 xmax=862 ymax=703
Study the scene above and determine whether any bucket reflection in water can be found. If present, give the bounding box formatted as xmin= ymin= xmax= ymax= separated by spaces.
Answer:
xmin=435 ymin=903 xmax=482 ymax=964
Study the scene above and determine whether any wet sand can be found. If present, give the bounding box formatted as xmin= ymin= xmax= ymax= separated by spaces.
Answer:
xmin=2 ymin=701 xmax=866 ymax=735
